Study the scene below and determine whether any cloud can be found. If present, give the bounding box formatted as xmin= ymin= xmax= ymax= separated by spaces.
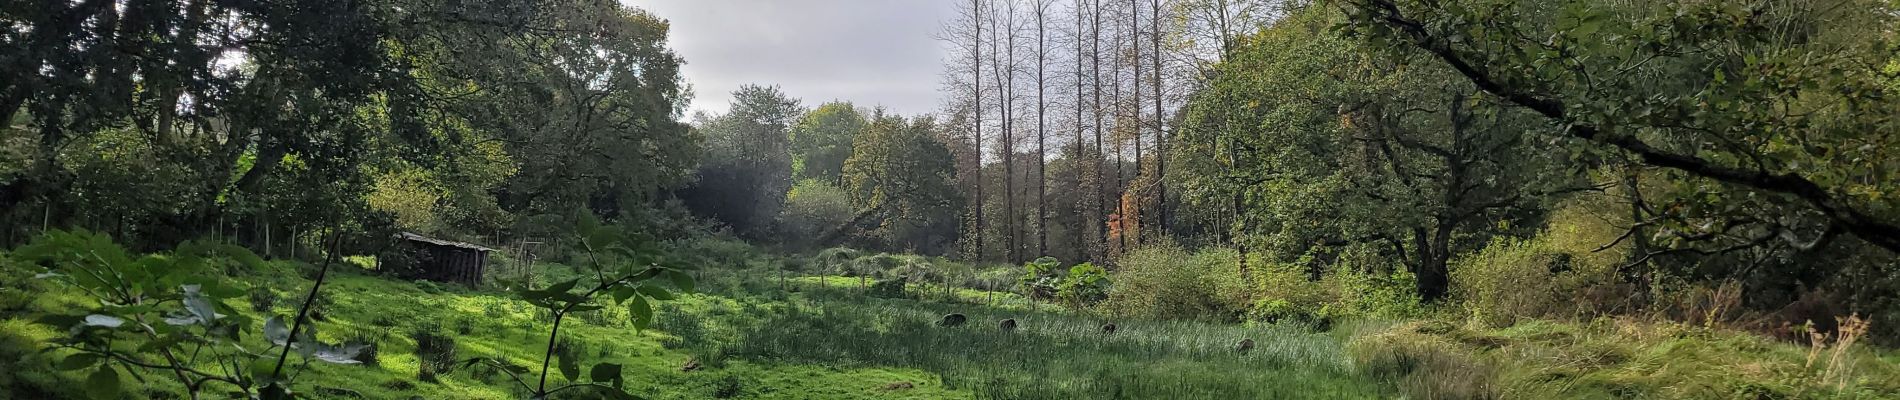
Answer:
xmin=633 ymin=0 xmax=959 ymax=117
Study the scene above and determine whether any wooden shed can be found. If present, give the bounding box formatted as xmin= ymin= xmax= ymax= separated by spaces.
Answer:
xmin=394 ymin=232 xmax=494 ymax=286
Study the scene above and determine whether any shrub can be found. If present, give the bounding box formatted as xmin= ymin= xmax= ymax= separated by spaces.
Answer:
xmin=870 ymin=278 xmax=907 ymax=298
xmin=1056 ymin=262 xmax=1110 ymax=306
xmin=1452 ymin=236 xmax=1625 ymax=327
xmin=248 ymin=289 xmax=280 ymax=312
xmin=780 ymin=180 xmax=854 ymax=250
xmin=1102 ymin=244 xmax=1247 ymax=321
xmin=1018 ymin=257 xmax=1061 ymax=300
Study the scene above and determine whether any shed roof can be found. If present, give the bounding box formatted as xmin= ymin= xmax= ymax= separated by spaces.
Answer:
xmin=397 ymin=232 xmax=496 ymax=252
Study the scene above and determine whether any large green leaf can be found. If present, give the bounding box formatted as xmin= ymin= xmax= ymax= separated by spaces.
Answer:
xmin=628 ymin=296 xmax=652 ymax=331
xmin=635 ymin=285 xmax=673 ymax=301
xmin=666 ymin=270 xmax=695 ymax=293
xmin=590 ymin=362 xmax=623 ymax=388
xmin=85 ymin=365 xmax=121 ymax=399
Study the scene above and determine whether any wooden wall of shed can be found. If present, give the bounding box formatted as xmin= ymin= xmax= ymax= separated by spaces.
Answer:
xmin=408 ymin=244 xmax=488 ymax=286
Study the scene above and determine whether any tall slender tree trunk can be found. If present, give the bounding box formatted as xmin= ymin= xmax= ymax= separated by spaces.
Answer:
xmin=1150 ymin=0 xmax=1167 ymax=236
xmin=1073 ymin=0 xmax=1089 ymax=263
xmin=1109 ymin=1 xmax=1127 ymax=254
xmin=992 ymin=2 xmax=1019 ymax=265
xmin=1035 ymin=1 xmax=1048 ymax=259
xmin=1090 ymin=0 xmax=1107 ymax=263
xmin=972 ymin=0 xmax=985 ymax=261
xmin=1127 ymin=0 xmax=1143 ymax=246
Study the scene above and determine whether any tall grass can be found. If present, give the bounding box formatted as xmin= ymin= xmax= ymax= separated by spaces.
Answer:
xmin=669 ymin=280 xmax=1388 ymax=399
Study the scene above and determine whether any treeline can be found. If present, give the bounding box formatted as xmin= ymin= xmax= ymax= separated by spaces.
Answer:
xmin=918 ymin=0 xmax=1900 ymax=343
xmin=934 ymin=0 xmax=1281 ymax=265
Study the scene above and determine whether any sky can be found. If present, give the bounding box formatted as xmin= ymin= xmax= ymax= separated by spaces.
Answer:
xmin=634 ymin=1 xmax=961 ymax=118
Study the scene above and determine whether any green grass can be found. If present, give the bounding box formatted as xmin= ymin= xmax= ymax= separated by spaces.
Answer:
xmin=7 ymin=252 xmax=1896 ymax=399
xmin=1 ymin=256 xmax=1382 ymax=399
xmin=673 ymin=276 xmax=1385 ymax=399
xmin=1347 ymin=319 xmax=1900 ymax=399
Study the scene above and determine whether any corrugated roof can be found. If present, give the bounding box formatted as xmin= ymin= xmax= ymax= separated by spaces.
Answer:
xmin=397 ymin=232 xmax=496 ymax=252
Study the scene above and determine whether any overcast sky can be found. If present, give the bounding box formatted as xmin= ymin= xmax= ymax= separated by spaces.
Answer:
xmin=636 ymin=1 xmax=960 ymax=117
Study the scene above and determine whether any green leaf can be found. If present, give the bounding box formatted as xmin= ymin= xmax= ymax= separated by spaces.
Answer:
xmin=666 ymin=270 xmax=695 ymax=293
xmin=589 ymin=362 xmax=623 ymax=388
xmin=558 ymin=346 xmax=581 ymax=383
xmin=635 ymin=285 xmax=674 ymax=301
xmin=56 ymin=353 xmax=101 ymax=371
xmin=1571 ymin=19 xmax=1602 ymax=36
xmin=85 ymin=366 xmax=121 ymax=399
xmin=34 ymin=314 xmax=82 ymax=329
xmin=611 ymin=285 xmax=638 ymax=305
xmin=180 ymin=285 xmax=220 ymax=324
xmin=628 ymin=296 xmax=653 ymax=331
xmin=546 ymin=279 xmax=580 ymax=295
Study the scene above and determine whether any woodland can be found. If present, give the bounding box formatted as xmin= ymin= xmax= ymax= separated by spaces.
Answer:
xmin=2 ymin=0 xmax=1899 ymax=398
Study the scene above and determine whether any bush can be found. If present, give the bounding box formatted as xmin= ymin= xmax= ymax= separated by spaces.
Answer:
xmin=869 ymin=278 xmax=907 ymax=298
xmin=779 ymin=180 xmax=853 ymax=250
xmin=1102 ymin=244 xmax=1248 ymax=321
xmin=248 ymin=289 xmax=280 ymax=312
xmin=1018 ymin=257 xmax=1061 ymax=300
xmin=1056 ymin=262 xmax=1110 ymax=306
xmin=1452 ymin=236 xmax=1626 ymax=327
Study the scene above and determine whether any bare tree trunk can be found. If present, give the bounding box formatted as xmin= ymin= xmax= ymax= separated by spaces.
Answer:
xmin=1091 ymin=0 xmax=1107 ymax=263
xmin=1035 ymin=0 xmax=1049 ymax=260
xmin=1073 ymin=0 xmax=1089 ymax=263
xmin=1151 ymin=0 xmax=1167 ymax=236
xmin=995 ymin=1 xmax=1020 ymax=265
xmin=973 ymin=0 xmax=985 ymax=261
xmin=1109 ymin=1 xmax=1127 ymax=255
xmin=1127 ymin=0 xmax=1143 ymax=246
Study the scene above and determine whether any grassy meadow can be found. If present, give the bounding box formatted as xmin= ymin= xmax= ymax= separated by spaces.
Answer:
xmin=4 ymin=248 xmax=1898 ymax=399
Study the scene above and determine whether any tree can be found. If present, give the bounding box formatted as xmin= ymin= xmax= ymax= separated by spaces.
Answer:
xmin=1176 ymin=7 xmax=1579 ymax=302
xmin=1036 ymin=0 xmax=1053 ymax=257
xmin=680 ymin=85 xmax=802 ymax=238
xmin=838 ymin=112 xmax=966 ymax=254
xmin=790 ymin=102 xmax=868 ymax=185
xmin=0 ymin=0 xmax=698 ymax=250
xmin=993 ymin=0 xmax=1026 ymax=264
xmin=1337 ymin=0 xmax=1900 ymax=297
